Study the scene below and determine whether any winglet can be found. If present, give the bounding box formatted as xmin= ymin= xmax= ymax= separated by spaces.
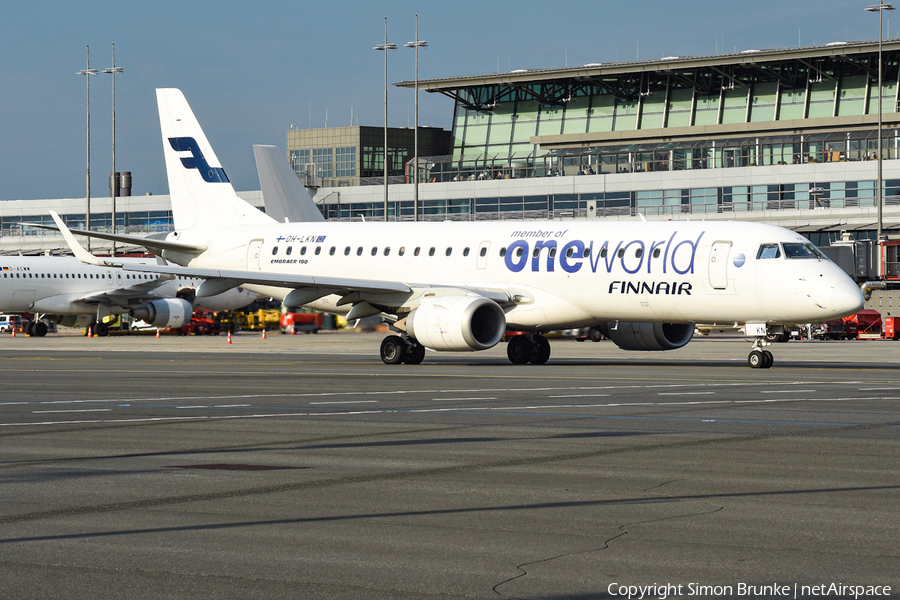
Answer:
xmin=49 ymin=211 xmax=120 ymax=267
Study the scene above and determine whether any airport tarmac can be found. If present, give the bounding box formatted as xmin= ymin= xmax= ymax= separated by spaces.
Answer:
xmin=1 ymin=332 xmax=898 ymax=599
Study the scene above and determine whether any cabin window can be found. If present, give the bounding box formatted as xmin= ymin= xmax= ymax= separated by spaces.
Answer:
xmin=783 ymin=243 xmax=825 ymax=259
xmin=756 ymin=244 xmax=781 ymax=259
xmin=371 ymin=247 xmax=378 ymax=256
xmin=329 ymin=247 xmax=336 ymax=255
xmin=272 ymin=247 xmax=278 ymax=256
xmin=286 ymin=246 xmax=293 ymax=256
xmin=384 ymin=247 xmax=390 ymax=256
xmin=463 ymin=248 xmax=470 ymax=257
xmin=549 ymin=248 xmax=557 ymax=258
xmin=480 ymin=247 xmax=487 ymax=257
xmin=445 ymin=247 xmax=452 ymax=256
xmin=429 ymin=247 xmax=436 ymax=256
xmin=300 ymin=247 xmax=307 ymax=255
xmin=344 ymin=247 xmax=351 ymax=256
xmin=600 ymin=247 xmax=608 ymax=258
xmin=532 ymin=248 xmax=540 ymax=258
xmin=515 ymin=247 xmax=524 ymax=258
xmin=357 ymin=247 xmax=363 ymax=256
xmin=635 ymin=248 xmax=642 ymax=259
xmin=414 ymin=247 xmax=421 ymax=256
xmin=399 ymin=247 xmax=405 ymax=256
xmin=565 ymin=247 xmax=574 ymax=258
xmin=500 ymin=247 xmax=506 ymax=257
xmin=617 ymin=248 xmax=625 ymax=258
xmin=653 ymin=248 xmax=661 ymax=258
xmin=315 ymin=246 xmax=321 ymax=255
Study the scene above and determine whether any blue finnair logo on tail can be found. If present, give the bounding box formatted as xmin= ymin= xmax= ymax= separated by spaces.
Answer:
xmin=168 ymin=137 xmax=230 ymax=183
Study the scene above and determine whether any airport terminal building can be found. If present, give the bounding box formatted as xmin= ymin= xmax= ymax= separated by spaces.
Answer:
xmin=5 ymin=40 xmax=900 ymax=259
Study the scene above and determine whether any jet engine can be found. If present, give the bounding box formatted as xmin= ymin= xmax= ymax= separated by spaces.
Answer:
xmin=130 ymin=298 xmax=192 ymax=328
xmin=599 ymin=321 xmax=694 ymax=351
xmin=406 ymin=295 xmax=506 ymax=352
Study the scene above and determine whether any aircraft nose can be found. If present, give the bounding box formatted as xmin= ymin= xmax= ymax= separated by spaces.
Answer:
xmin=832 ymin=279 xmax=865 ymax=317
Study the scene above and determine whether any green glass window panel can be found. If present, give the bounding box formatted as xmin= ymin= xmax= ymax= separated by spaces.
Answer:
xmin=842 ymin=75 xmax=868 ymax=99
xmin=538 ymin=114 xmax=562 ymax=136
xmin=587 ymin=114 xmax=613 ymax=133
xmin=808 ymin=81 xmax=835 ymax=103
xmin=489 ymin=121 xmax=513 ymax=145
xmin=591 ymin=95 xmax=616 ymax=117
xmin=565 ymin=96 xmax=591 ymax=117
xmin=750 ymin=101 xmax=776 ymax=122
xmin=614 ymin=101 xmax=639 ymax=131
xmin=511 ymin=119 xmax=537 ymax=143
xmin=667 ymin=109 xmax=690 ymax=128
xmin=780 ymin=102 xmax=805 ymax=120
xmin=515 ymin=100 xmax=540 ymax=122
xmin=640 ymin=112 xmax=664 ymax=129
xmin=723 ymin=89 xmax=747 ymax=108
xmin=807 ymin=101 xmax=833 ymax=118
xmin=867 ymin=82 xmax=897 ymax=113
xmin=668 ymin=88 xmax=693 ymax=112
xmin=509 ymin=143 xmax=533 ymax=158
xmin=562 ymin=118 xmax=587 ymax=135
xmin=465 ymin=124 xmax=489 ymax=146
xmin=752 ymin=82 xmax=777 ymax=105
xmin=721 ymin=106 xmax=746 ymax=124
xmin=694 ymin=94 xmax=719 ymax=126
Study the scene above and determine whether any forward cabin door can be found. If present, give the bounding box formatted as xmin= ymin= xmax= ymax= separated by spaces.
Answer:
xmin=247 ymin=239 xmax=264 ymax=271
xmin=708 ymin=241 xmax=732 ymax=289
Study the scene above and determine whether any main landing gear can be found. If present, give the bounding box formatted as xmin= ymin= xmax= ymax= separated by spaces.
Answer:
xmin=748 ymin=336 xmax=774 ymax=369
xmin=380 ymin=335 xmax=426 ymax=365
xmin=507 ymin=333 xmax=551 ymax=365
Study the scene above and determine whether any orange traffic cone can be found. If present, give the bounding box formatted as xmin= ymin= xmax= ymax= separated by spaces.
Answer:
xmin=261 ymin=329 xmax=267 ymax=340
xmin=11 ymin=328 xmax=16 ymax=338
xmin=226 ymin=331 xmax=232 ymax=344
xmin=155 ymin=328 xmax=160 ymax=339
xmin=87 ymin=326 xmax=92 ymax=338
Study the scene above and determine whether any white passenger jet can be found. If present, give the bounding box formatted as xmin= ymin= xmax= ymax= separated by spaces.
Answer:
xmin=54 ymin=88 xmax=865 ymax=367
xmin=0 ymin=256 xmax=255 ymax=336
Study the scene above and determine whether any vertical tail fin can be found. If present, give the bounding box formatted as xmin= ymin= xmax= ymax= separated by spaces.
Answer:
xmin=253 ymin=145 xmax=325 ymax=223
xmin=156 ymin=88 xmax=275 ymax=230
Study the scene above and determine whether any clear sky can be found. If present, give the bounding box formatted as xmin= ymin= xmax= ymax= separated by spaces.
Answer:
xmin=0 ymin=0 xmax=888 ymax=200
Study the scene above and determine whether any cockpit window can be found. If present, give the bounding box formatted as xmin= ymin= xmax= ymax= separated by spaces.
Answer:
xmin=756 ymin=243 xmax=781 ymax=259
xmin=783 ymin=243 xmax=825 ymax=259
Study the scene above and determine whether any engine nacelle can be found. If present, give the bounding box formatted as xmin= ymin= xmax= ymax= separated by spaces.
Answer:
xmin=407 ymin=295 xmax=506 ymax=352
xmin=130 ymin=298 xmax=192 ymax=329
xmin=601 ymin=321 xmax=694 ymax=351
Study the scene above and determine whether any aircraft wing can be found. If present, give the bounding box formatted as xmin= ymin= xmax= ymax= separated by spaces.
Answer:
xmin=119 ymin=262 xmax=411 ymax=295
xmin=22 ymin=220 xmax=206 ymax=254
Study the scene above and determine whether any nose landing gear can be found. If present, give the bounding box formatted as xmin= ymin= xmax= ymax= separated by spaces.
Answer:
xmin=748 ymin=337 xmax=774 ymax=369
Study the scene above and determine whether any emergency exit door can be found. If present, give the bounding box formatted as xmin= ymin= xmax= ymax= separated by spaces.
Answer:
xmin=247 ymin=239 xmax=264 ymax=271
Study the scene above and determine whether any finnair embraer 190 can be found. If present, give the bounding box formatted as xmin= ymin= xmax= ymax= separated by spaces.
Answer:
xmin=56 ymin=88 xmax=864 ymax=368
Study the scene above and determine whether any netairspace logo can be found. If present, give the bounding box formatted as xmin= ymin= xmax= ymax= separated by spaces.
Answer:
xmin=605 ymin=582 xmax=892 ymax=599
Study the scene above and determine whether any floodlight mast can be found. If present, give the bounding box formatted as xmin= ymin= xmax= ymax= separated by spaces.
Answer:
xmin=76 ymin=46 xmax=99 ymax=253
xmin=867 ymin=3 xmax=894 ymax=253
xmin=103 ymin=43 xmax=124 ymax=257
xmin=374 ymin=18 xmax=397 ymax=221
xmin=405 ymin=15 xmax=428 ymax=222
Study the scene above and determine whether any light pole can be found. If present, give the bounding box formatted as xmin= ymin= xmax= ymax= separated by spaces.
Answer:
xmin=103 ymin=42 xmax=124 ymax=256
xmin=374 ymin=18 xmax=396 ymax=221
xmin=76 ymin=46 xmax=98 ymax=252
xmin=867 ymin=3 xmax=894 ymax=246
xmin=405 ymin=14 xmax=427 ymax=222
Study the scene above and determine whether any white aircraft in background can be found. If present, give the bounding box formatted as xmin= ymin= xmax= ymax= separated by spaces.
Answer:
xmin=55 ymin=88 xmax=864 ymax=368
xmin=0 ymin=255 xmax=255 ymax=336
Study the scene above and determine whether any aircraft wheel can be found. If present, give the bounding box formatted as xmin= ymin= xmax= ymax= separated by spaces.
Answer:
xmin=762 ymin=350 xmax=774 ymax=368
xmin=507 ymin=335 xmax=533 ymax=365
xmin=380 ymin=336 xmax=406 ymax=365
xmin=24 ymin=322 xmax=34 ymax=336
xmin=32 ymin=321 xmax=48 ymax=337
xmin=403 ymin=342 xmax=426 ymax=365
xmin=96 ymin=322 xmax=109 ymax=336
xmin=529 ymin=335 xmax=551 ymax=364
xmin=748 ymin=351 xmax=765 ymax=368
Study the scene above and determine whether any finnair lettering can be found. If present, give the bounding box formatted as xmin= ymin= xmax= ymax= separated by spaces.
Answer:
xmin=168 ymin=137 xmax=230 ymax=183
xmin=504 ymin=232 xmax=704 ymax=275
xmin=609 ymin=281 xmax=693 ymax=295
